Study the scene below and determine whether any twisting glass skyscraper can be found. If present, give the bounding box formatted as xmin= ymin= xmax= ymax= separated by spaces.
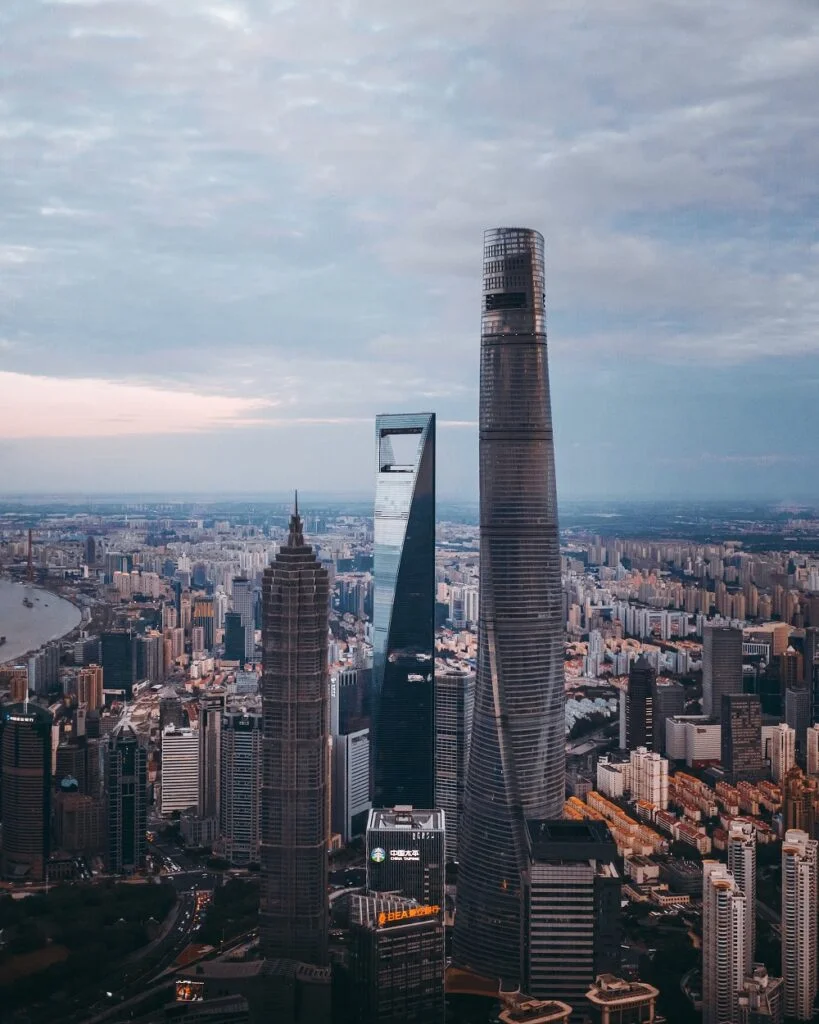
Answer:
xmin=454 ymin=228 xmax=565 ymax=983
xmin=373 ymin=413 xmax=436 ymax=809
xmin=260 ymin=503 xmax=329 ymax=966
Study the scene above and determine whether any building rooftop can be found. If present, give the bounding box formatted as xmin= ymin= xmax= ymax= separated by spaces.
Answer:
xmin=498 ymin=995 xmax=573 ymax=1024
xmin=367 ymin=806 xmax=444 ymax=831
xmin=586 ymin=974 xmax=659 ymax=1006
xmin=527 ymin=819 xmax=617 ymax=861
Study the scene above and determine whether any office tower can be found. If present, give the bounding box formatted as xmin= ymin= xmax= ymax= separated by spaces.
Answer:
xmin=56 ymin=737 xmax=101 ymax=797
xmin=232 ymin=577 xmax=256 ymax=662
xmin=804 ymin=627 xmax=819 ymax=686
xmin=160 ymin=725 xmax=200 ymax=814
xmin=629 ymin=746 xmax=668 ymax=808
xmin=727 ymin=821 xmax=757 ymax=973
xmin=27 ymin=642 xmax=60 ymax=695
xmin=778 ymin=647 xmax=803 ymax=695
xmin=455 ymin=228 xmax=565 ymax=983
xmin=781 ymin=829 xmax=818 ymax=1020
xmin=625 ymin=655 xmax=654 ymax=750
xmin=53 ymin=782 xmax=104 ymax=857
xmin=524 ymin=821 xmax=621 ymax=1009
xmin=347 ymin=893 xmax=445 ymax=1024
xmin=77 ymin=664 xmax=104 ymax=712
xmin=736 ymin=965 xmax=784 ymax=1024
xmin=105 ymin=718 xmax=147 ymax=873
xmin=199 ymin=692 xmax=224 ymax=821
xmin=366 ymin=807 xmax=445 ymax=908
xmin=192 ymin=598 xmax=215 ymax=650
xmin=770 ymin=722 xmax=796 ymax=784
xmin=7 ymin=665 xmax=29 ymax=703
xmin=85 ymin=534 xmax=97 ymax=566
xmin=372 ymin=412 xmax=436 ymax=809
xmin=651 ymin=678 xmax=685 ymax=755
xmin=159 ymin=685 xmax=184 ymax=730
xmin=0 ymin=703 xmax=52 ymax=881
xmin=721 ymin=694 xmax=764 ymax=781
xmin=585 ymin=976 xmax=659 ymax=1024
xmin=783 ymin=767 xmax=817 ymax=836
xmin=331 ymin=666 xmax=372 ymax=736
xmin=220 ymin=709 xmax=262 ymax=865
xmin=332 ymin=729 xmax=371 ymax=844
xmin=101 ymin=630 xmax=136 ymax=699
xmin=702 ymin=861 xmax=747 ymax=1024
xmin=807 ymin=724 xmax=819 ymax=777
xmin=136 ymin=632 xmax=164 ymax=683
xmin=434 ymin=667 xmax=475 ymax=861
xmin=223 ymin=612 xmax=246 ymax=662
xmin=260 ymin=504 xmax=330 ymax=966
xmin=191 ymin=625 xmax=206 ymax=655
xmin=785 ymin=687 xmax=811 ymax=764
xmin=703 ymin=625 xmax=743 ymax=718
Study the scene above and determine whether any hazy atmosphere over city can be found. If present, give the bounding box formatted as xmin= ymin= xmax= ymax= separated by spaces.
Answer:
xmin=2 ymin=0 xmax=819 ymax=496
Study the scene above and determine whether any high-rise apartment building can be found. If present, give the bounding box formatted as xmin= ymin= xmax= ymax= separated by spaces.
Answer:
xmin=77 ymin=664 xmax=104 ymax=712
xmin=220 ymin=709 xmax=262 ymax=865
xmin=260 ymin=505 xmax=329 ymax=966
xmin=455 ymin=228 xmax=565 ymax=984
xmin=346 ymin=893 xmax=445 ymax=1024
xmin=703 ymin=625 xmax=744 ymax=719
xmin=105 ymin=718 xmax=147 ymax=874
xmin=372 ymin=412 xmax=436 ymax=809
xmin=782 ymin=767 xmax=817 ymax=836
xmin=192 ymin=599 xmax=215 ymax=651
xmin=770 ymin=723 xmax=796 ymax=784
xmin=199 ymin=692 xmax=223 ymax=821
xmin=434 ymin=667 xmax=475 ymax=861
xmin=160 ymin=726 xmax=200 ymax=814
xmin=629 ymin=747 xmax=668 ymax=809
xmin=702 ymin=861 xmax=747 ymax=1024
xmin=781 ymin=829 xmax=818 ymax=1020
xmin=807 ymin=723 xmax=819 ymax=777
xmin=721 ymin=694 xmax=764 ymax=781
xmin=727 ymin=821 xmax=757 ymax=974
xmin=625 ymin=655 xmax=654 ymax=750
xmin=0 ymin=703 xmax=52 ymax=881
xmin=524 ymin=821 xmax=621 ymax=1010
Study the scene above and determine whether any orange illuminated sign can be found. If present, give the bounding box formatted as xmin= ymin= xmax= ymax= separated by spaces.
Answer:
xmin=377 ymin=904 xmax=440 ymax=927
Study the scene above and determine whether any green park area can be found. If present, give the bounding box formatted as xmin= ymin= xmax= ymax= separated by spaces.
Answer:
xmin=0 ymin=881 xmax=176 ymax=1008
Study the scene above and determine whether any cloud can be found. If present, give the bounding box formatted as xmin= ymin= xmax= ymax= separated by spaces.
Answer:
xmin=0 ymin=372 xmax=273 ymax=438
xmin=0 ymin=0 xmax=818 ymax=494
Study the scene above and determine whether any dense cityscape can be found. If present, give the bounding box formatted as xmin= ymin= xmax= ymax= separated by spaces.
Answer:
xmin=2 ymin=228 xmax=819 ymax=1024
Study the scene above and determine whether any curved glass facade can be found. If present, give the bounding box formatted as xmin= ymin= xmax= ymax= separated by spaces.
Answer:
xmin=373 ymin=412 xmax=436 ymax=809
xmin=453 ymin=228 xmax=565 ymax=983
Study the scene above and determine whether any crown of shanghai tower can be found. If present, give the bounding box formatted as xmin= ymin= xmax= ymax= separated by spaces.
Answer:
xmin=453 ymin=228 xmax=565 ymax=984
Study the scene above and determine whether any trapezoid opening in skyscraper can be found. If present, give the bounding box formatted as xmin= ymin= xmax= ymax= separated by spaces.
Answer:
xmin=453 ymin=227 xmax=565 ymax=985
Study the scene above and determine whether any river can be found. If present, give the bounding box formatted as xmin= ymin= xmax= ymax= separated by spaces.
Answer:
xmin=0 ymin=578 xmax=82 ymax=666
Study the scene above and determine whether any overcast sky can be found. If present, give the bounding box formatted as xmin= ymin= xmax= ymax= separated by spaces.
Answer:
xmin=1 ymin=0 xmax=818 ymax=500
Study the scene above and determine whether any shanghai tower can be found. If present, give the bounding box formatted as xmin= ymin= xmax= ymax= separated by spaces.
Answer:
xmin=454 ymin=228 xmax=565 ymax=983
xmin=260 ymin=501 xmax=329 ymax=966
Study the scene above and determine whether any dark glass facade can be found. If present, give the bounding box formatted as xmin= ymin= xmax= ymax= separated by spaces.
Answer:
xmin=721 ymin=694 xmax=764 ymax=782
xmin=105 ymin=720 xmax=147 ymax=874
xmin=260 ymin=509 xmax=329 ymax=966
xmin=626 ymin=655 xmax=655 ymax=750
xmin=372 ymin=412 xmax=436 ymax=809
xmin=0 ymin=703 xmax=52 ymax=881
xmin=454 ymin=228 xmax=565 ymax=984
xmin=100 ymin=631 xmax=135 ymax=697
xmin=702 ymin=624 xmax=743 ymax=718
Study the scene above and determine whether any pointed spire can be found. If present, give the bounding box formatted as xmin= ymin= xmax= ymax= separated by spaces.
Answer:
xmin=288 ymin=490 xmax=305 ymax=547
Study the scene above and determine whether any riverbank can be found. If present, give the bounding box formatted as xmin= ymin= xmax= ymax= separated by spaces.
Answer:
xmin=0 ymin=578 xmax=82 ymax=666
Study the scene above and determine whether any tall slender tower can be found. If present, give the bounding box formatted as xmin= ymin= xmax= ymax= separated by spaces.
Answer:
xmin=454 ymin=228 xmax=565 ymax=983
xmin=781 ymin=829 xmax=818 ymax=1021
xmin=727 ymin=821 xmax=756 ymax=974
xmin=702 ymin=861 xmax=747 ymax=1024
xmin=372 ymin=412 xmax=436 ymax=808
xmin=260 ymin=501 xmax=330 ymax=966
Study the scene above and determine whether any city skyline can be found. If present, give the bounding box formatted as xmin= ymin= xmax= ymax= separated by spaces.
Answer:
xmin=2 ymin=3 xmax=819 ymax=499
